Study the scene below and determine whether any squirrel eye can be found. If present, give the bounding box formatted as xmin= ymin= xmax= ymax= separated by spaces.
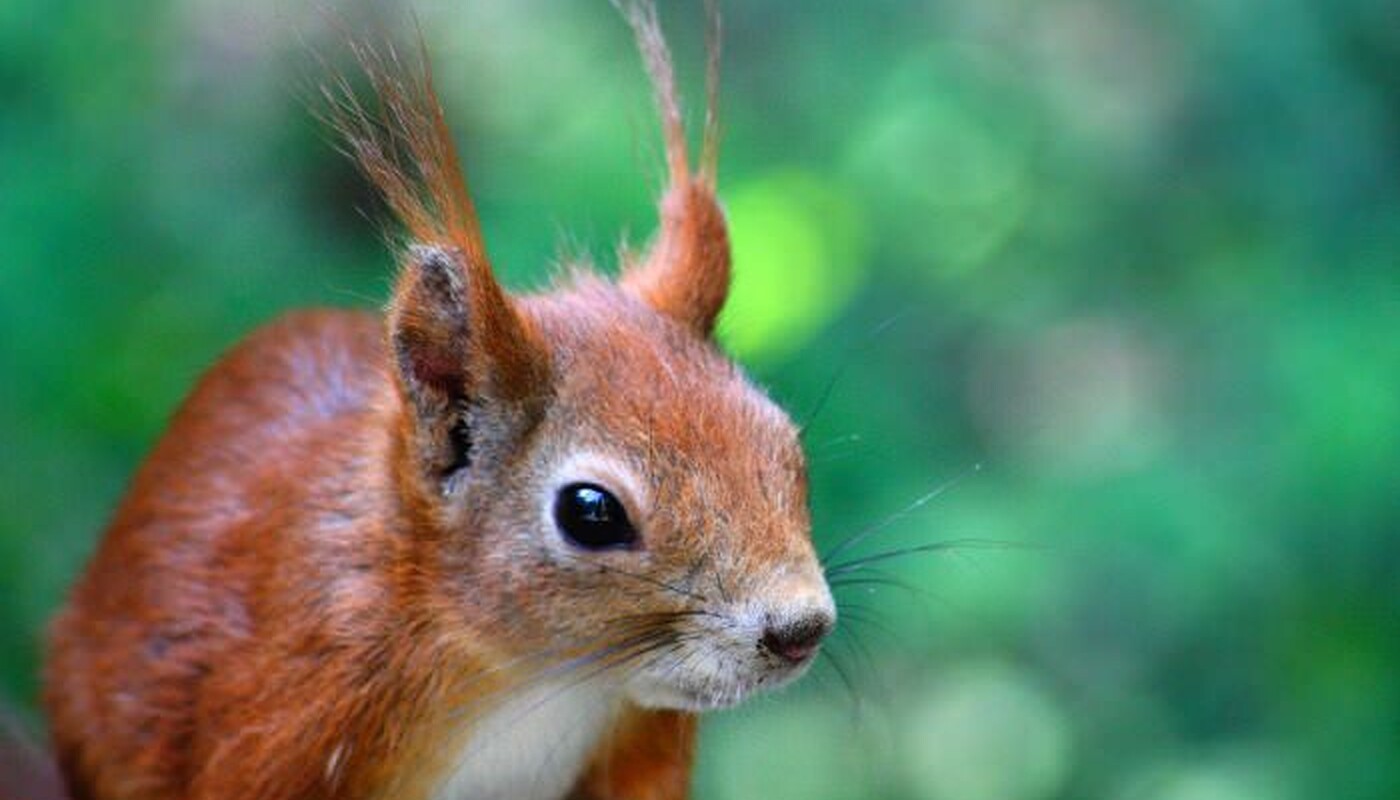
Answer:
xmin=554 ymin=483 xmax=637 ymax=550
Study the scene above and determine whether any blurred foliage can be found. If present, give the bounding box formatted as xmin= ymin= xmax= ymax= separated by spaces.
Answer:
xmin=3 ymin=0 xmax=1398 ymax=798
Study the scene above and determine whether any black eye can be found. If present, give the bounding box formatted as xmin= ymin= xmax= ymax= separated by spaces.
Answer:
xmin=554 ymin=483 xmax=638 ymax=550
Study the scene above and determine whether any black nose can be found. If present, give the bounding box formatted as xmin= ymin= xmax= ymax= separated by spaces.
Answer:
xmin=760 ymin=613 xmax=832 ymax=664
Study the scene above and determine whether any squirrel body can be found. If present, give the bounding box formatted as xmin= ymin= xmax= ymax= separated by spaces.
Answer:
xmin=43 ymin=5 xmax=833 ymax=799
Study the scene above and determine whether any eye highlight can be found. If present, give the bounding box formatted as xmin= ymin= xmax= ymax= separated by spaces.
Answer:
xmin=554 ymin=483 xmax=638 ymax=550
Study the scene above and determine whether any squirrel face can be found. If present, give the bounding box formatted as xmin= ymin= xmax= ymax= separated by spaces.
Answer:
xmin=386 ymin=243 xmax=834 ymax=712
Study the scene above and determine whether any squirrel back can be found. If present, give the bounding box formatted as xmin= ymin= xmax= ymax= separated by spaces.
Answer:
xmin=44 ymin=4 xmax=834 ymax=799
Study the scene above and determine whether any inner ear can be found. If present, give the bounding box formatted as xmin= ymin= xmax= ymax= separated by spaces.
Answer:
xmin=389 ymin=246 xmax=473 ymax=478
xmin=387 ymin=245 xmax=548 ymax=483
xmin=393 ymin=248 xmax=467 ymax=390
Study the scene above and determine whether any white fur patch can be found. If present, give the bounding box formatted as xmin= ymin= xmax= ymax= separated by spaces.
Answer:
xmin=430 ymin=679 xmax=620 ymax=800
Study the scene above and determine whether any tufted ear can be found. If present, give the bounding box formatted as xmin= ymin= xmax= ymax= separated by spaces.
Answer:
xmin=323 ymin=34 xmax=551 ymax=485
xmin=615 ymin=0 xmax=731 ymax=337
xmin=387 ymin=245 xmax=548 ymax=484
xmin=623 ymin=181 xmax=731 ymax=337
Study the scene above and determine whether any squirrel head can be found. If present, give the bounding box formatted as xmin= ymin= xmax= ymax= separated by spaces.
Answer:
xmin=334 ymin=3 xmax=833 ymax=710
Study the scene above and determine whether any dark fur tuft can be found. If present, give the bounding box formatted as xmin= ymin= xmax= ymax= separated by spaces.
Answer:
xmin=319 ymin=26 xmax=490 ymax=275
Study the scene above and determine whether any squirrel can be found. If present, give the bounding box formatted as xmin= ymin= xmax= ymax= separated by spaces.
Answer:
xmin=40 ymin=3 xmax=835 ymax=799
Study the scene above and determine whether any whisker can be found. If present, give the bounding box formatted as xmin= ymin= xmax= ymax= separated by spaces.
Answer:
xmin=832 ymin=611 xmax=901 ymax=647
xmin=831 ymin=620 xmax=876 ymax=678
xmin=493 ymin=628 xmax=678 ymax=715
xmin=834 ymin=576 xmax=949 ymax=620
xmin=556 ymin=553 xmax=712 ymax=605
xmin=818 ymin=647 xmax=863 ymax=722
xmin=444 ymin=610 xmax=699 ymax=721
xmin=808 ymin=434 xmax=869 ymax=465
xmin=799 ymin=309 xmax=911 ymax=435
xmin=646 ymin=632 xmax=705 ymax=691
xmin=814 ymin=433 xmax=863 ymax=452
xmin=820 ymin=463 xmax=982 ymax=566
xmin=698 ymin=539 xmax=733 ymax=605
xmin=828 ymin=570 xmax=922 ymax=596
xmin=829 ymin=601 xmax=888 ymax=630
xmin=810 ymin=433 xmax=866 ymax=463
xmin=824 ymin=537 xmax=1037 ymax=577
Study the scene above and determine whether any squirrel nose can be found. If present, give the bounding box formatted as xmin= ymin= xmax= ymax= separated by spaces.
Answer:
xmin=760 ymin=611 xmax=833 ymax=664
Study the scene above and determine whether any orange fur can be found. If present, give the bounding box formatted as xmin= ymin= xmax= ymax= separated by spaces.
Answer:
xmin=577 ymin=709 xmax=696 ymax=800
xmin=45 ymin=5 xmax=832 ymax=800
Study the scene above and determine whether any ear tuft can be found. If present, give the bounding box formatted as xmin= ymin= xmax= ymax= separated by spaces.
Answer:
xmin=615 ymin=1 xmax=732 ymax=337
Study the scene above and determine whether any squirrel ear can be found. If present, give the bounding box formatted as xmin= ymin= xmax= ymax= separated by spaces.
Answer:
xmin=387 ymin=245 xmax=548 ymax=483
xmin=615 ymin=0 xmax=730 ymax=337
xmin=622 ymin=181 xmax=731 ymax=337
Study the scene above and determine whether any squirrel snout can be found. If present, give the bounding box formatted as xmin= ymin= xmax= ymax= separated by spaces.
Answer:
xmin=759 ymin=610 xmax=833 ymax=664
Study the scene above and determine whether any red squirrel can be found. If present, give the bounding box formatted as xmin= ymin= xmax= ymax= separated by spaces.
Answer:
xmin=42 ymin=3 xmax=835 ymax=799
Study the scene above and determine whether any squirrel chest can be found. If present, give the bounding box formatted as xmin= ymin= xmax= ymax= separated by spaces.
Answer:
xmin=430 ymin=680 xmax=619 ymax=800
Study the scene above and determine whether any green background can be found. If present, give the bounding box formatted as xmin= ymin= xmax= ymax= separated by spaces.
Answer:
xmin=3 ymin=1 xmax=1398 ymax=798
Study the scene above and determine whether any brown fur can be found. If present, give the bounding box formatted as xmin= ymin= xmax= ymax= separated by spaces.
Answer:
xmin=44 ymin=4 xmax=831 ymax=800
xmin=576 ymin=709 xmax=696 ymax=800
